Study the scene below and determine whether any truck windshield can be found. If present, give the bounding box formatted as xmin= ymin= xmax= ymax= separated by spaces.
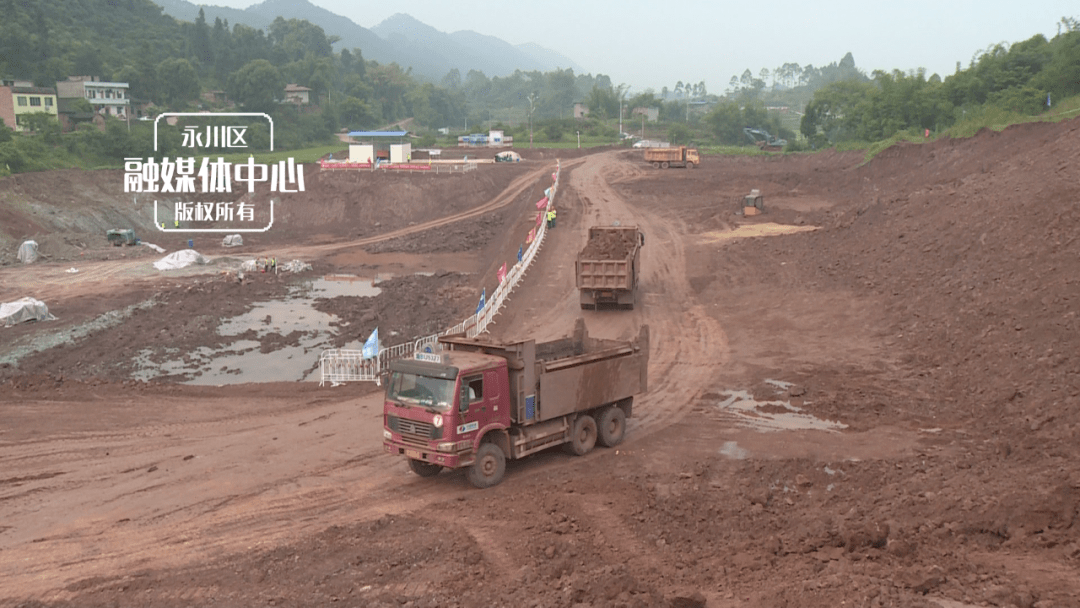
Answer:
xmin=386 ymin=372 xmax=455 ymax=412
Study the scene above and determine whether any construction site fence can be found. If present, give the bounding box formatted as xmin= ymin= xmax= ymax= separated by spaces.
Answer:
xmin=319 ymin=160 xmax=478 ymax=174
xmin=319 ymin=161 xmax=560 ymax=386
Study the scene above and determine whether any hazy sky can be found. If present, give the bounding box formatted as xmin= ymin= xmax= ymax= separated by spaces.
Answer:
xmin=207 ymin=0 xmax=1076 ymax=93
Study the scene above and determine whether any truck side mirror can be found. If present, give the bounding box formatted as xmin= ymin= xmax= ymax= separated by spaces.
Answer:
xmin=639 ymin=233 xmax=645 ymax=246
xmin=459 ymin=383 xmax=469 ymax=412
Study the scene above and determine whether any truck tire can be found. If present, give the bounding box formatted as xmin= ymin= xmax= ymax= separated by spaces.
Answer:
xmin=661 ymin=161 xmax=669 ymax=169
xmin=597 ymin=405 xmax=627 ymax=447
xmin=468 ymin=442 xmax=506 ymax=488
xmin=652 ymin=161 xmax=660 ymax=169
xmin=567 ymin=415 xmax=597 ymax=456
xmin=408 ymin=459 xmax=443 ymax=477
xmin=686 ymin=161 xmax=695 ymax=169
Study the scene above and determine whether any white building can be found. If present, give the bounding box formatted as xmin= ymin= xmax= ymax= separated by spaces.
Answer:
xmin=56 ymin=76 xmax=130 ymax=122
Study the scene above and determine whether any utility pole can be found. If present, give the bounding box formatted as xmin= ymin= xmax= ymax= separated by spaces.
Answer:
xmin=528 ymin=92 xmax=536 ymax=148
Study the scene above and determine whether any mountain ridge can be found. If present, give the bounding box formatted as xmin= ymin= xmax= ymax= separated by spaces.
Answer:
xmin=152 ymin=1 xmax=585 ymax=81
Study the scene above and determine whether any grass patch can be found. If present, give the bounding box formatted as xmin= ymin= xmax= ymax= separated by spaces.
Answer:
xmin=698 ymin=144 xmax=772 ymax=157
xmin=941 ymin=95 xmax=1080 ymax=139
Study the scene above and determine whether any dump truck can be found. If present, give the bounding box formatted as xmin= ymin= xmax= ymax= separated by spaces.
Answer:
xmin=644 ymin=145 xmax=699 ymax=169
xmin=383 ymin=319 xmax=649 ymax=488
xmin=576 ymin=225 xmax=644 ymax=310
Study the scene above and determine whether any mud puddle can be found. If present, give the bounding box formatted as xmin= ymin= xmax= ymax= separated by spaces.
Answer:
xmin=702 ymin=386 xmax=847 ymax=433
xmin=701 ymin=223 xmax=819 ymax=243
xmin=132 ymin=275 xmax=389 ymax=385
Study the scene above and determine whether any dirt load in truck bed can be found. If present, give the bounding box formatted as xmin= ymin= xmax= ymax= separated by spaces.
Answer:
xmin=579 ymin=228 xmax=637 ymax=259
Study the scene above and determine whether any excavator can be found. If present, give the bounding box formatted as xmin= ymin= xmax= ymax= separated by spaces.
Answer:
xmin=744 ymin=127 xmax=787 ymax=152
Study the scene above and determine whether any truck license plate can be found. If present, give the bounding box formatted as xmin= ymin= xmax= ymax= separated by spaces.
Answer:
xmin=405 ymin=449 xmax=422 ymax=459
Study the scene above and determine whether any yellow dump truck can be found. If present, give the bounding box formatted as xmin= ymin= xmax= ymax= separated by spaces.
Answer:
xmin=644 ymin=146 xmax=699 ymax=169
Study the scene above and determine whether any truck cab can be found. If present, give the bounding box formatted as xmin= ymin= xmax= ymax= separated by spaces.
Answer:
xmin=383 ymin=351 xmax=510 ymax=476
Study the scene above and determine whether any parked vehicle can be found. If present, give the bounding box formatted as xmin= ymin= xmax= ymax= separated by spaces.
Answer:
xmin=644 ymin=146 xmax=699 ymax=169
xmin=576 ymin=225 xmax=644 ymax=310
xmin=106 ymin=228 xmax=137 ymax=246
xmin=383 ymin=319 xmax=649 ymax=488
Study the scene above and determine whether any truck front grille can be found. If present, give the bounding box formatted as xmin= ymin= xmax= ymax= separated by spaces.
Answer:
xmin=387 ymin=415 xmax=441 ymax=445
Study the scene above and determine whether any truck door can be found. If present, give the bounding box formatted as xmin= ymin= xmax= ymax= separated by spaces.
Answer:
xmin=457 ymin=371 xmax=504 ymax=439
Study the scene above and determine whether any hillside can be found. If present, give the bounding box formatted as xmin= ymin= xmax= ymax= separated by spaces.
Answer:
xmin=152 ymin=0 xmax=585 ymax=81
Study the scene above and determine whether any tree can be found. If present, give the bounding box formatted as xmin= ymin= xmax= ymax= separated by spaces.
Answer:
xmin=228 ymin=59 xmax=284 ymax=112
xmin=586 ymin=84 xmax=618 ymax=119
xmin=157 ymin=57 xmax=201 ymax=107
xmin=441 ymin=68 xmax=461 ymax=90
xmin=704 ymin=100 xmax=743 ymax=144
xmin=190 ymin=8 xmax=213 ymax=67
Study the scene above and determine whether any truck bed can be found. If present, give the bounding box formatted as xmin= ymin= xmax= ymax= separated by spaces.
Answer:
xmin=576 ymin=227 xmax=640 ymax=291
xmin=644 ymin=148 xmax=684 ymax=162
xmin=440 ymin=320 xmax=649 ymax=425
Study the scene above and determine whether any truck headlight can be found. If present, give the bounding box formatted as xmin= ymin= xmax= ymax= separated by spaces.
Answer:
xmin=383 ymin=430 xmax=392 ymax=441
xmin=437 ymin=442 xmax=455 ymax=452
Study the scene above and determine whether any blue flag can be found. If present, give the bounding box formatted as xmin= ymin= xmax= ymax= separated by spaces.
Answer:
xmin=517 ymin=245 xmax=523 ymax=262
xmin=362 ymin=327 xmax=379 ymax=358
xmin=476 ymin=288 xmax=486 ymax=314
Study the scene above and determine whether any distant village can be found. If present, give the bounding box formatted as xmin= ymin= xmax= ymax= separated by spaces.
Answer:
xmin=0 ymin=76 xmax=315 ymax=133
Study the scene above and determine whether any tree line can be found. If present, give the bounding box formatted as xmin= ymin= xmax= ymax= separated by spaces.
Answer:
xmin=801 ymin=21 xmax=1080 ymax=145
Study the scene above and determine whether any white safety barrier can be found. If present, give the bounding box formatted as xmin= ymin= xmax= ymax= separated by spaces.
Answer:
xmin=319 ymin=161 xmax=561 ymax=386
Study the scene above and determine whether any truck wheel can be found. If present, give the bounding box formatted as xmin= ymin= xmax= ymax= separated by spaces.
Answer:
xmin=652 ymin=161 xmax=660 ymax=169
xmin=597 ymin=406 xmax=626 ymax=447
xmin=686 ymin=161 xmax=695 ymax=169
xmin=661 ymin=161 xmax=669 ymax=169
xmin=468 ymin=442 xmax=506 ymax=488
xmin=567 ymin=415 xmax=597 ymax=456
xmin=408 ymin=459 xmax=443 ymax=478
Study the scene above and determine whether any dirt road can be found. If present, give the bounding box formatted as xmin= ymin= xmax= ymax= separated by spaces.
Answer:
xmin=3 ymin=124 xmax=1080 ymax=607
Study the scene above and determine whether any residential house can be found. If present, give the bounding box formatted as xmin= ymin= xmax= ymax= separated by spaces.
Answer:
xmin=0 ymin=80 xmax=59 ymax=131
xmin=283 ymin=84 xmax=311 ymax=105
xmin=56 ymin=76 xmax=131 ymax=124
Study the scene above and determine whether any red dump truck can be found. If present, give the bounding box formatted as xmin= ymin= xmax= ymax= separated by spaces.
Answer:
xmin=644 ymin=146 xmax=699 ymax=169
xmin=383 ymin=319 xmax=649 ymax=488
xmin=576 ymin=225 xmax=644 ymax=310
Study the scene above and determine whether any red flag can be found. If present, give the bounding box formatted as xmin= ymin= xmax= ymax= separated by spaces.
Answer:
xmin=526 ymin=227 xmax=536 ymax=243
xmin=552 ymin=172 xmax=557 ymax=181
xmin=536 ymin=211 xmax=544 ymax=225
xmin=497 ymin=262 xmax=507 ymax=284
xmin=535 ymin=196 xmax=548 ymax=209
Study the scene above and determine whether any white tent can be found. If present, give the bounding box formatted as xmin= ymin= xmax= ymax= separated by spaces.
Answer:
xmin=1 ymin=297 xmax=56 ymax=326
xmin=17 ymin=240 xmax=39 ymax=264
xmin=153 ymin=249 xmax=209 ymax=270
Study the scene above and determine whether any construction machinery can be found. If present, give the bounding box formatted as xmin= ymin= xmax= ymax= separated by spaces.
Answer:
xmin=106 ymin=229 xmax=137 ymax=246
xmin=744 ymin=128 xmax=787 ymax=151
xmin=383 ymin=319 xmax=649 ymax=488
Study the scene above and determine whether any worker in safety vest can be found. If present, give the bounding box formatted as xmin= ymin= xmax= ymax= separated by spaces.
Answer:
xmin=546 ymin=208 xmax=556 ymax=229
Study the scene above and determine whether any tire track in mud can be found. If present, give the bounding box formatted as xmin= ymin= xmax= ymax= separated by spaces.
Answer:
xmin=0 ymin=394 xmax=515 ymax=603
xmin=492 ymin=151 xmax=729 ymax=437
